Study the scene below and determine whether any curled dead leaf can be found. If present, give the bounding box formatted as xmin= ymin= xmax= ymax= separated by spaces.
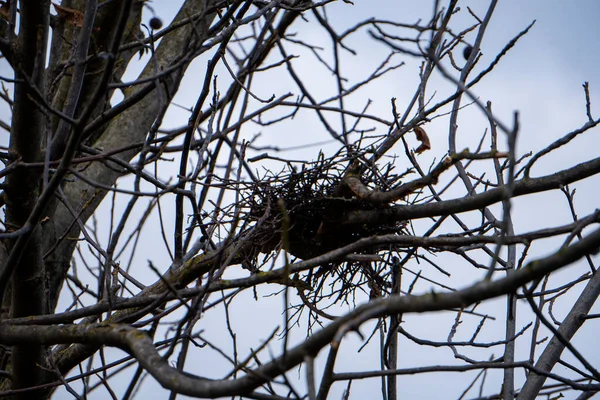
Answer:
xmin=52 ymin=2 xmax=84 ymax=28
xmin=414 ymin=125 xmax=431 ymax=154
xmin=0 ymin=1 xmax=11 ymax=21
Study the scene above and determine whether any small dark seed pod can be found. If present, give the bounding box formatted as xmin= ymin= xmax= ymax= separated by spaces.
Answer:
xmin=463 ymin=45 xmax=473 ymax=60
xmin=149 ymin=17 xmax=163 ymax=30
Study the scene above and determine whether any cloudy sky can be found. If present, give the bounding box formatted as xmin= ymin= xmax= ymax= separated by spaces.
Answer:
xmin=3 ymin=0 xmax=597 ymax=399
xmin=120 ymin=1 xmax=600 ymax=398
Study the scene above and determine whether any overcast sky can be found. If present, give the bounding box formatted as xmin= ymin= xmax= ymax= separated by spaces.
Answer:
xmin=133 ymin=2 xmax=600 ymax=398
xmin=3 ymin=1 xmax=597 ymax=399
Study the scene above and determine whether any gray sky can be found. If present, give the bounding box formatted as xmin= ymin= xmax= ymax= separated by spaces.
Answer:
xmin=13 ymin=1 xmax=598 ymax=399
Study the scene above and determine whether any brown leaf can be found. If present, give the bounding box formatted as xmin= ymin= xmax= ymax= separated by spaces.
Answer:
xmin=414 ymin=125 xmax=431 ymax=154
xmin=0 ymin=1 xmax=11 ymax=21
xmin=52 ymin=2 xmax=84 ymax=27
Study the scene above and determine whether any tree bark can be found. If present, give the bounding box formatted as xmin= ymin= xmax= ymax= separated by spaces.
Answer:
xmin=4 ymin=1 xmax=51 ymax=398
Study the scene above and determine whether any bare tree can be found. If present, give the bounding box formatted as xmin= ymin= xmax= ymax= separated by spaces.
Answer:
xmin=0 ymin=0 xmax=599 ymax=399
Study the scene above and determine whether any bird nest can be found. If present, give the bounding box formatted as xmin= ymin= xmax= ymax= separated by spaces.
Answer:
xmin=245 ymin=151 xmax=410 ymax=262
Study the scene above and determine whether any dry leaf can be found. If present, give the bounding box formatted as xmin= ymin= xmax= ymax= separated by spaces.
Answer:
xmin=52 ymin=2 xmax=84 ymax=27
xmin=414 ymin=125 xmax=431 ymax=154
xmin=0 ymin=1 xmax=11 ymax=21
xmin=367 ymin=279 xmax=381 ymax=300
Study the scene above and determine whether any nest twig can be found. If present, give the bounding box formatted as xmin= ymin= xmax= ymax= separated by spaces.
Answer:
xmin=246 ymin=150 xmax=410 ymax=261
